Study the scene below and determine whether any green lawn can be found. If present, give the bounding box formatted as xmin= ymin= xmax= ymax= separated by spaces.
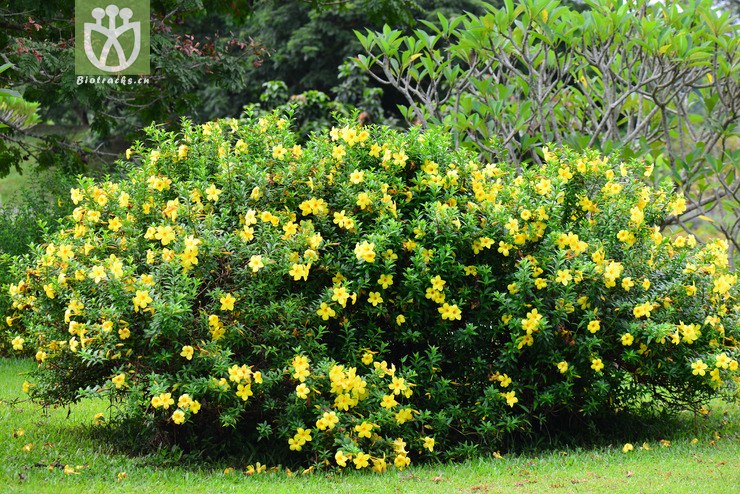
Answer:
xmin=0 ymin=165 xmax=33 ymax=208
xmin=1 ymin=357 xmax=738 ymax=493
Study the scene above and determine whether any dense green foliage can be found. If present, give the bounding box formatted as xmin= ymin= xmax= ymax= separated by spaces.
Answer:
xmin=357 ymin=0 xmax=740 ymax=261
xmin=5 ymin=115 xmax=738 ymax=467
xmin=0 ymin=171 xmax=74 ymax=355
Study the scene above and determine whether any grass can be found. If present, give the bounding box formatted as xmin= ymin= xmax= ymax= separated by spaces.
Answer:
xmin=0 ymin=160 xmax=60 ymax=209
xmin=0 ymin=165 xmax=34 ymax=208
xmin=1 ymin=357 xmax=738 ymax=494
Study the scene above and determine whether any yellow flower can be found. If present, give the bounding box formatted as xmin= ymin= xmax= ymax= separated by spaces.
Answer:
xmin=171 ymin=409 xmax=186 ymax=425
xmin=154 ymin=225 xmax=176 ymax=245
xmin=132 ymin=290 xmax=152 ymax=311
xmin=220 ymin=293 xmax=236 ymax=311
xmin=335 ymin=450 xmax=350 ymax=467
xmin=622 ymin=277 xmax=635 ymax=291
xmin=162 ymin=199 xmax=180 ymax=220
xmin=393 ymin=437 xmax=407 ymax=455
xmin=430 ymin=275 xmax=446 ymax=291
xmin=396 ymin=314 xmax=406 ymax=325
xmin=380 ymin=394 xmax=398 ymax=409
xmin=710 ymin=368 xmax=722 ymax=383
xmin=70 ymin=188 xmax=84 ymax=204
xmin=557 ymin=361 xmax=568 ymax=374
xmin=108 ymin=216 xmax=123 ymax=232
xmin=332 ymin=145 xmax=346 ymax=161
xmin=712 ymin=274 xmax=736 ymax=295
xmin=317 ymin=411 xmax=339 ymax=431
xmin=354 ymin=421 xmax=374 ymax=438
xmin=205 ymin=184 xmax=222 ymax=202
xmin=498 ymin=374 xmax=512 ymax=388
xmin=392 ymin=148 xmax=408 ymax=165
xmin=389 ymin=376 xmax=408 ymax=395
xmin=367 ymin=292 xmax=383 ymax=306
xmin=691 ymin=360 xmax=708 ymax=376
xmin=423 ymin=437 xmax=435 ymax=451
xmin=330 ymin=285 xmax=350 ymax=307
xmin=289 ymin=263 xmax=310 ymax=281
xmin=294 ymin=427 xmax=312 ymax=444
xmin=438 ymin=303 xmax=462 ymax=321
xmin=622 ymin=443 xmax=634 ymax=453
xmin=633 ymin=302 xmax=653 ymax=319
xmin=89 ymin=265 xmax=107 ymax=284
xmin=353 ymin=452 xmax=370 ymax=469
xmin=111 ymin=373 xmax=126 ymax=389
xmin=591 ymin=358 xmax=605 ymax=372
xmin=502 ymin=390 xmax=518 ymax=407
xmin=394 ymin=453 xmax=411 ymax=470
xmin=555 ymin=269 xmax=572 ymax=286
xmin=248 ymin=255 xmax=265 ymax=273
xmin=378 ymin=274 xmax=394 ymax=289
xmin=521 ymin=308 xmax=543 ymax=334
xmin=109 ymin=257 xmax=124 ymax=278
xmin=295 ymin=383 xmax=309 ymax=399
xmin=669 ymin=196 xmax=686 ymax=216
xmin=316 ymin=302 xmax=336 ymax=320
xmin=236 ymin=384 xmax=253 ymax=401
xmin=587 ymin=320 xmax=601 ymax=334
xmin=621 ymin=333 xmax=634 ymax=346
xmin=180 ymin=345 xmax=194 ymax=360
xmin=272 ymin=144 xmax=287 ymax=160
xmin=371 ymin=457 xmax=388 ymax=474
xmin=260 ymin=211 xmax=279 ymax=225
xmin=361 ymin=351 xmax=375 ymax=365
xmin=356 ymin=192 xmax=372 ymax=209
xmin=349 ymin=169 xmax=365 ymax=184
xmin=601 ymin=259 xmax=621 ymax=279
xmin=11 ymin=336 xmax=24 ymax=351
xmin=153 ymin=392 xmax=174 ymax=409
xmin=395 ymin=407 xmax=414 ymax=424
xmin=535 ymin=178 xmax=552 ymax=195
xmin=177 ymin=394 xmax=193 ymax=409
xmin=354 ymin=241 xmax=376 ymax=263
xmin=715 ymin=353 xmax=731 ymax=369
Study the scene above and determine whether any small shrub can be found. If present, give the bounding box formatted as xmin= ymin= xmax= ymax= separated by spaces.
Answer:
xmin=5 ymin=114 xmax=738 ymax=467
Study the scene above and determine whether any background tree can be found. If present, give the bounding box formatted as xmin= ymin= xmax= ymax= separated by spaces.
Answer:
xmin=356 ymin=0 xmax=740 ymax=263
xmin=0 ymin=0 xmax=487 ymax=178
xmin=0 ymin=0 xmax=268 ymax=177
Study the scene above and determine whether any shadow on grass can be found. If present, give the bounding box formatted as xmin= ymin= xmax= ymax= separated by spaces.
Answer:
xmin=514 ymin=402 xmax=738 ymax=455
xmin=3 ymin=358 xmax=738 ymax=470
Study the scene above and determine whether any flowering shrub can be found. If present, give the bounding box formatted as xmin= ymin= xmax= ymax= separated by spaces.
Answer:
xmin=5 ymin=114 xmax=739 ymax=466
